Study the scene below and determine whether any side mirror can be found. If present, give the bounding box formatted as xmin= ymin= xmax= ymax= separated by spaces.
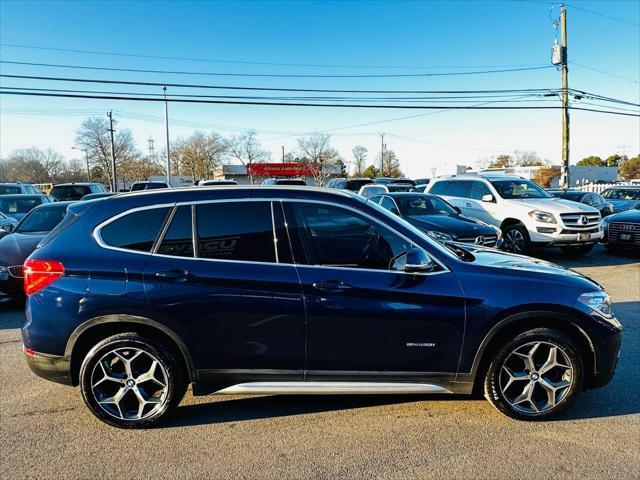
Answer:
xmin=481 ymin=194 xmax=494 ymax=203
xmin=453 ymin=206 xmax=462 ymax=214
xmin=404 ymin=247 xmax=436 ymax=273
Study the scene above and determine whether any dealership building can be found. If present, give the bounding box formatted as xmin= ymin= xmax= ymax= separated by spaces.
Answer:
xmin=212 ymin=162 xmax=341 ymax=185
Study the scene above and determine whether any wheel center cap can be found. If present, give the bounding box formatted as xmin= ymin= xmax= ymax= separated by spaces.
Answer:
xmin=531 ymin=373 xmax=540 ymax=381
xmin=126 ymin=379 xmax=135 ymax=388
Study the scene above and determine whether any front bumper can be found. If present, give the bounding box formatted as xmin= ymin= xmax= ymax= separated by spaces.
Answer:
xmin=23 ymin=347 xmax=73 ymax=386
xmin=528 ymin=227 xmax=604 ymax=245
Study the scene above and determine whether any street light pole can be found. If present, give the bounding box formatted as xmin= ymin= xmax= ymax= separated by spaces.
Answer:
xmin=163 ymin=87 xmax=172 ymax=186
xmin=72 ymin=147 xmax=90 ymax=182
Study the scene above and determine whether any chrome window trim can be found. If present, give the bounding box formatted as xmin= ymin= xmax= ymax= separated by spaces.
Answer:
xmin=270 ymin=201 xmax=279 ymax=263
xmin=92 ymin=197 xmax=450 ymax=276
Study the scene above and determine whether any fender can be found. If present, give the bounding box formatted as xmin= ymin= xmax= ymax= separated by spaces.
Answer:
xmin=460 ymin=310 xmax=597 ymax=382
xmin=64 ymin=314 xmax=197 ymax=381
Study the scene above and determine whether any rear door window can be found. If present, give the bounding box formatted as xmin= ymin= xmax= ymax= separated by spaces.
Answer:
xmin=428 ymin=181 xmax=450 ymax=195
xmin=157 ymin=205 xmax=194 ymax=257
xmin=447 ymin=181 xmax=471 ymax=198
xmin=100 ymin=207 xmax=171 ymax=252
xmin=196 ymin=201 xmax=276 ymax=262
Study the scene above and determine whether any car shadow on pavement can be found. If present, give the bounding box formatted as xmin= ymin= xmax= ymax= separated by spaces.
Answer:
xmin=0 ymin=304 xmax=25 ymax=329
xmin=162 ymin=393 xmax=469 ymax=428
xmin=536 ymin=245 xmax=639 ymax=269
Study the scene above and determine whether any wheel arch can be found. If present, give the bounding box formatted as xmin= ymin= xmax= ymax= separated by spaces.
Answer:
xmin=65 ymin=315 xmax=196 ymax=386
xmin=499 ymin=217 xmax=524 ymax=230
xmin=466 ymin=310 xmax=597 ymax=394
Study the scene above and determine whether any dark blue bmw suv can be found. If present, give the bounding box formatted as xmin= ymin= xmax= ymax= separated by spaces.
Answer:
xmin=21 ymin=187 xmax=621 ymax=428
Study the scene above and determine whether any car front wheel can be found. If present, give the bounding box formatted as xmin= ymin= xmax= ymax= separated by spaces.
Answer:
xmin=484 ymin=328 xmax=583 ymax=421
xmin=501 ymin=224 xmax=531 ymax=255
xmin=79 ymin=333 xmax=186 ymax=428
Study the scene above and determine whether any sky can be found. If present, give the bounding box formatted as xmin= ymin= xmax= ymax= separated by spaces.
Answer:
xmin=0 ymin=0 xmax=638 ymax=178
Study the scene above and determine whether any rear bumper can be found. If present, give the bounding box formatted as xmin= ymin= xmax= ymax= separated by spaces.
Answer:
xmin=23 ymin=347 xmax=73 ymax=386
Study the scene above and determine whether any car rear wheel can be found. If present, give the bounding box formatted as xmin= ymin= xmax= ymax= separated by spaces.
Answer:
xmin=502 ymin=224 xmax=531 ymax=255
xmin=560 ymin=244 xmax=595 ymax=256
xmin=484 ymin=328 xmax=583 ymax=421
xmin=79 ymin=333 xmax=186 ymax=428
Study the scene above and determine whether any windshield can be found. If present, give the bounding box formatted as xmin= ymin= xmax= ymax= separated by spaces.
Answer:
xmin=0 ymin=186 xmax=21 ymax=194
xmin=0 ymin=197 xmax=40 ymax=214
xmin=16 ymin=206 xmax=67 ymax=233
xmin=601 ymin=188 xmax=640 ymax=200
xmin=396 ymin=196 xmax=458 ymax=217
xmin=345 ymin=180 xmax=372 ymax=192
xmin=490 ymin=179 xmax=553 ymax=199
xmin=276 ymin=179 xmax=306 ymax=185
xmin=51 ymin=185 xmax=90 ymax=199
xmin=387 ymin=185 xmax=419 ymax=192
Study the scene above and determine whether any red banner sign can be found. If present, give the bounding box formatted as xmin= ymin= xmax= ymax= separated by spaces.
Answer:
xmin=247 ymin=163 xmax=314 ymax=177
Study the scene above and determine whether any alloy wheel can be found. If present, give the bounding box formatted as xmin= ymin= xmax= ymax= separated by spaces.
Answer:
xmin=90 ymin=347 xmax=169 ymax=421
xmin=504 ymin=229 xmax=525 ymax=253
xmin=499 ymin=341 xmax=573 ymax=414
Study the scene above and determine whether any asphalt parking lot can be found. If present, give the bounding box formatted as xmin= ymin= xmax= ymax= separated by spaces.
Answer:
xmin=0 ymin=245 xmax=638 ymax=480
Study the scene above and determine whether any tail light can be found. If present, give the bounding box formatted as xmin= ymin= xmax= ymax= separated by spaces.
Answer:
xmin=23 ymin=259 xmax=65 ymax=295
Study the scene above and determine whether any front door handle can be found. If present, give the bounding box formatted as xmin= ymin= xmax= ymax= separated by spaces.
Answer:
xmin=155 ymin=269 xmax=193 ymax=282
xmin=312 ymin=280 xmax=353 ymax=293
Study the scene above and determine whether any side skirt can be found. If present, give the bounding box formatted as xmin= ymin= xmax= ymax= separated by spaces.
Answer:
xmin=216 ymin=382 xmax=453 ymax=395
xmin=192 ymin=369 xmax=473 ymax=396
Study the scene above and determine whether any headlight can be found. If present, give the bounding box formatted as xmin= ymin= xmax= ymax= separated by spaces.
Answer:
xmin=528 ymin=210 xmax=557 ymax=224
xmin=577 ymin=291 xmax=614 ymax=318
xmin=426 ymin=230 xmax=453 ymax=242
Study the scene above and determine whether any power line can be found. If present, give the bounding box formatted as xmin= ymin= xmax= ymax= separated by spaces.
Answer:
xmin=4 ymin=89 xmax=637 ymax=118
xmin=0 ymin=42 xmax=550 ymax=70
xmin=0 ymin=89 xmax=570 ymax=110
xmin=0 ymin=60 xmax=556 ymax=78
xmin=565 ymin=2 xmax=640 ymax=27
xmin=570 ymin=62 xmax=640 ymax=85
xmin=0 ymin=73 xmax=560 ymax=95
xmin=0 ymin=86 xmax=558 ymax=103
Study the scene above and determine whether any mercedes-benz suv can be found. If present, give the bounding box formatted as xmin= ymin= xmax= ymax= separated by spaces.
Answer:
xmin=21 ymin=187 xmax=621 ymax=428
xmin=427 ymin=175 xmax=603 ymax=255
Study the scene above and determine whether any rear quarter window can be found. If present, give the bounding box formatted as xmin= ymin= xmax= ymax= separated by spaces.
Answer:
xmin=100 ymin=207 xmax=171 ymax=252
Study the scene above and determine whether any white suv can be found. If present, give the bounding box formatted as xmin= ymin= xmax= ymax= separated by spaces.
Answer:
xmin=427 ymin=175 xmax=603 ymax=255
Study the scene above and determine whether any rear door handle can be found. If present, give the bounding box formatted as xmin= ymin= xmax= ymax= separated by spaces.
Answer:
xmin=312 ymin=280 xmax=353 ymax=293
xmin=155 ymin=269 xmax=193 ymax=282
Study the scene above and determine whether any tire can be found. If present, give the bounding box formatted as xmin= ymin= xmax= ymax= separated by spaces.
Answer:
xmin=484 ymin=328 xmax=583 ymax=421
xmin=79 ymin=332 xmax=187 ymax=429
xmin=501 ymin=223 xmax=531 ymax=255
xmin=560 ymin=244 xmax=595 ymax=256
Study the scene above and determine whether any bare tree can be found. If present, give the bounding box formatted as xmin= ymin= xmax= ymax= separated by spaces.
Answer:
xmin=171 ymin=131 xmax=228 ymax=180
xmin=375 ymin=149 xmax=403 ymax=177
xmin=227 ymin=130 xmax=269 ymax=184
xmin=75 ymin=116 xmax=139 ymax=187
xmin=1 ymin=148 xmax=64 ymax=182
xmin=296 ymin=132 xmax=343 ymax=185
xmin=352 ymin=146 xmax=368 ymax=177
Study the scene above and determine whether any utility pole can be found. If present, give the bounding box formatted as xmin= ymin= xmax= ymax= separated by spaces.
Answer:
xmin=380 ymin=133 xmax=385 ymax=177
xmin=282 ymin=145 xmax=285 ymax=163
xmin=560 ymin=4 xmax=570 ymax=188
xmin=107 ymin=111 xmax=117 ymax=192
xmin=163 ymin=87 xmax=172 ymax=186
